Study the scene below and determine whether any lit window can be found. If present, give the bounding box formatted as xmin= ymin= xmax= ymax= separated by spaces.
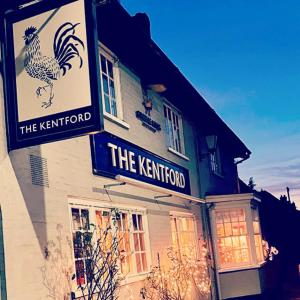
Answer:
xmin=215 ymin=209 xmax=250 ymax=267
xmin=252 ymin=208 xmax=264 ymax=263
xmin=170 ymin=215 xmax=197 ymax=259
xmin=132 ymin=213 xmax=148 ymax=273
xmin=100 ymin=53 xmax=118 ymax=117
xmin=70 ymin=205 xmax=150 ymax=285
xmin=164 ymin=104 xmax=185 ymax=154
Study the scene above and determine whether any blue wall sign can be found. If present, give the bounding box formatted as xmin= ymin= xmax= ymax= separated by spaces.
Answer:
xmin=3 ymin=0 xmax=103 ymax=150
xmin=91 ymin=132 xmax=191 ymax=195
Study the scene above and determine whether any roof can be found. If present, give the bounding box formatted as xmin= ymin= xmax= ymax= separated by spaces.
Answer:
xmin=1 ymin=0 xmax=251 ymax=159
xmin=96 ymin=1 xmax=251 ymax=159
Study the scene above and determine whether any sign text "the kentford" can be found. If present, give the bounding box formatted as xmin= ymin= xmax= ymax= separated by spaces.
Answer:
xmin=108 ymin=143 xmax=186 ymax=189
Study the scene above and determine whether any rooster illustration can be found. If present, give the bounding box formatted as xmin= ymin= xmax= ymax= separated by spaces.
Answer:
xmin=23 ymin=22 xmax=85 ymax=108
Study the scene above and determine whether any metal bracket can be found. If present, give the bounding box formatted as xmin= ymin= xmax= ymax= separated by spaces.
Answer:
xmin=154 ymin=194 xmax=172 ymax=199
xmin=103 ymin=182 xmax=126 ymax=189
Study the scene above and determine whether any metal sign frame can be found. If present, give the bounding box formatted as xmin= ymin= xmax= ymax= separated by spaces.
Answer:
xmin=2 ymin=0 xmax=103 ymax=151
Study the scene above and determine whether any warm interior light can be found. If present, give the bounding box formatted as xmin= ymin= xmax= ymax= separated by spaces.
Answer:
xmin=148 ymin=84 xmax=167 ymax=93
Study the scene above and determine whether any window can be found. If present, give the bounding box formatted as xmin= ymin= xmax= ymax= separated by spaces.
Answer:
xmin=215 ymin=208 xmax=250 ymax=267
xmin=252 ymin=208 xmax=264 ymax=263
xmin=100 ymin=53 xmax=118 ymax=117
xmin=70 ymin=205 xmax=150 ymax=285
xmin=210 ymin=148 xmax=222 ymax=175
xmin=170 ymin=215 xmax=197 ymax=259
xmin=163 ymin=104 xmax=185 ymax=154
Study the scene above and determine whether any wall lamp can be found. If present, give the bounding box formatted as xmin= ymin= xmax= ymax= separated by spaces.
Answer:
xmin=200 ymin=135 xmax=218 ymax=160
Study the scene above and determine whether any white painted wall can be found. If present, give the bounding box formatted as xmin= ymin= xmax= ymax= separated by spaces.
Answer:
xmin=0 ymin=47 xmax=207 ymax=300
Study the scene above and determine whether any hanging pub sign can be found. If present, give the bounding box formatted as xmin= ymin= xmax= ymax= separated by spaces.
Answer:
xmin=2 ymin=0 xmax=103 ymax=150
xmin=90 ymin=132 xmax=191 ymax=195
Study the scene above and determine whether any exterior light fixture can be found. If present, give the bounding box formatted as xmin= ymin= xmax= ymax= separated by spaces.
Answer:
xmin=200 ymin=135 xmax=217 ymax=160
xmin=148 ymin=84 xmax=167 ymax=93
xmin=205 ymin=135 xmax=217 ymax=152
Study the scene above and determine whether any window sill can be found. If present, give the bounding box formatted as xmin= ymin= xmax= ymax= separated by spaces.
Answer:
xmin=120 ymin=271 xmax=150 ymax=285
xmin=168 ymin=147 xmax=189 ymax=161
xmin=211 ymin=171 xmax=224 ymax=178
xmin=72 ymin=272 xmax=150 ymax=298
xmin=218 ymin=262 xmax=266 ymax=274
xmin=104 ymin=112 xmax=130 ymax=130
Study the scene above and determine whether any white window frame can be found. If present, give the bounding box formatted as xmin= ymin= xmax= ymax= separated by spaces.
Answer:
xmin=163 ymin=103 xmax=185 ymax=155
xmin=99 ymin=44 xmax=124 ymax=121
xmin=210 ymin=146 xmax=222 ymax=176
xmin=170 ymin=212 xmax=199 ymax=259
xmin=68 ymin=199 xmax=152 ymax=297
xmin=210 ymin=202 xmax=265 ymax=272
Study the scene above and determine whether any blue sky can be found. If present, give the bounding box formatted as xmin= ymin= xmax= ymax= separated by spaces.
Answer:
xmin=121 ymin=0 xmax=300 ymax=207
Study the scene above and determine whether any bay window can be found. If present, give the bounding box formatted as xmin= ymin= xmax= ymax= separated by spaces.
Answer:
xmin=207 ymin=194 xmax=264 ymax=271
xmin=215 ymin=208 xmax=250 ymax=266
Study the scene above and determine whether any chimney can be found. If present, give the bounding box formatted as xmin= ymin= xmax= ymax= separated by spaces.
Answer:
xmin=131 ymin=12 xmax=151 ymax=38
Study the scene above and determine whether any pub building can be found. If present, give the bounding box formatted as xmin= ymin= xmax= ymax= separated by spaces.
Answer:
xmin=0 ymin=0 xmax=269 ymax=299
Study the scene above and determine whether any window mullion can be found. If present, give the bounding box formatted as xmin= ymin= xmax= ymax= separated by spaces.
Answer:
xmin=128 ymin=213 xmax=137 ymax=274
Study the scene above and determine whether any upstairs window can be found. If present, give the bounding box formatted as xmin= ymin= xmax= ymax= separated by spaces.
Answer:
xmin=164 ymin=104 xmax=185 ymax=154
xmin=99 ymin=53 xmax=118 ymax=117
xmin=209 ymin=148 xmax=222 ymax=175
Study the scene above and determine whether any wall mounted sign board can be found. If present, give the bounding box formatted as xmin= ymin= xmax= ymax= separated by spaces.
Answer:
xmin=2 ymin=0 xmax=103 ymax=150
xmin=91 ymin=132 xmax=191 ymax=195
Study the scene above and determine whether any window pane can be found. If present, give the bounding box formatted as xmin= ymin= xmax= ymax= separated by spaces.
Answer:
xmin=216 ymin=224 xmax=224 ymax=237
xmin=102 ymin=74 xmax=109 ymax=95
xmin=139 ymin=234 xmax=145 ymax=251
xmin=253 ymin=221 xmax=260 ymax=234
xmin=81 ymin=209 xmax=90 ymax=230
xmin=223 ymin=212 xmax=230 ymax=223
xmin=230 ymin=210 xmax=238 ymax=222
xmin=136 ymin=254 xmax=142 ymax=273
xmin=224 ymin=223 xmax=232 ymax=236
xmin=232 ymin=236 xmax=240 ymax=249
xmin=238 ymin=209 xmax=245 ymax=221
xmin=100 ymin=55 xmax=107 ymax=73
xmin=72 ymin=208 xmax=81 ymax=231
xmin=239 ymin=222 xmax=247 ymax=235
xmin=239 ymin=236 xmax=248 ymax=248
xmin=107 ymin=60 xmax=114 ymax=78
xmin=75 ymin=260 xmax=85 ymax=285
xmin=104 ymin=95 xmax=111 ymax=114
xmin=137 ymin=215 xmax=143 ymax=231
xmin=133 ymin=233 xmax=140 ymax=251
xmin=241 ymin=249 xmax=250 ymax=262
xmin=216 ymin=212 xmax=223 ymax=224
xmin=141 ymin=253 xmax=147 ymax=271
xmin=73 ymin=232 xmax=83 ymax=258
xmin=232 ymin=222 xmax=239 ymax=235
xmin=109 ymin=79 xmax=116 ymax=98
xmin=85 ymin=259 xmax=93 ymax=283
xmin=111 ymin=99 xmax=117 ymax=117
xmin=132 ymin=214 xmax=138 ymax=231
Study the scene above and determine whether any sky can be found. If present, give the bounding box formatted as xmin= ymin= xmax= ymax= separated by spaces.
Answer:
xmin=122 ymin=0 xmax=300 ymax=207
